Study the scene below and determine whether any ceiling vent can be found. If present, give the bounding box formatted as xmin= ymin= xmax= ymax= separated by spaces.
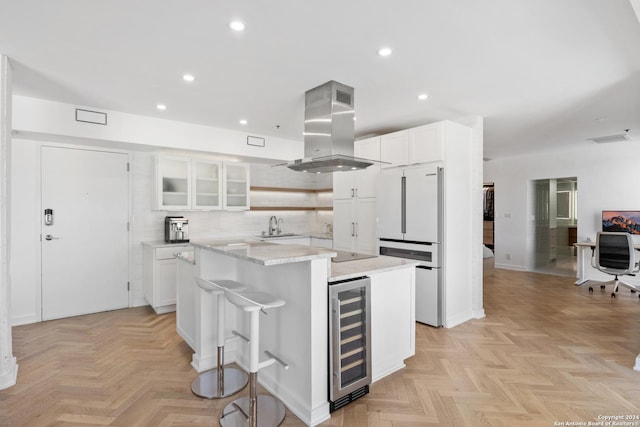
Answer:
xmin=587 ymin=133 xmax=632 ymax=144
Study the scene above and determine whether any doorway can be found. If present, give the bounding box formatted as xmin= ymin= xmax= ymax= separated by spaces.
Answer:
xmin=532 ymin=177 xmax=577 ymax=277
xmin=41 ymin=146 xmax=130 ymax=320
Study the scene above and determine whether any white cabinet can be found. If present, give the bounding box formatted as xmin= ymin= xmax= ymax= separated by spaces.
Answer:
xmin=222 ymin=163 xmax=250 ymax=211
xmin=155 ymin=155 xmax=192 ymax=209
xmin=143 ymin=244 xmax=190 ymax=314
xmin=380 ymin=130 xmax=409 ymax=169
xmin=333 ymin=137 xmax=380 ymax=199
xmin=371 ymin=267 xmax=415 ymax=381
xmin=154 ymin=155 xmax=249 ymax=211
xmin=192 ymin=159 xmax=223 ymax=210
xmin=380 ymin=121 xmax=444 ymax=168
xmin=409 ymin=122 xmax=443 ymax=164
xmin=333 ymin=137 xmax=379 ymax=255
xmin=176 ymin=255 xmax=196 ymax=349
xmin=333 ymin=198 xmax=377 ymax=254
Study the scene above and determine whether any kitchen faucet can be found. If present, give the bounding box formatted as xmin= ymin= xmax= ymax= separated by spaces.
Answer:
xmin=268 ymin=216 xmax=277 ymax=236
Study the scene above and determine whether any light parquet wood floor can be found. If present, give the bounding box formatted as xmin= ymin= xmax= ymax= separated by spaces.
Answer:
xmin=2 ymin=260 xmax=640 ymax=426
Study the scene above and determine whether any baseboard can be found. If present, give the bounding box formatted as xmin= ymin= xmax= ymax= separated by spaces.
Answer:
xmin=444 ymin=311 xmax=474 ymax=328
xmin=11 ymin=313 xmax=37 ymax=326
xmin=494 ymin=263 xmax=528 ymax=271
xmin=0 ymin=357 xmax=18 ymax=390
xmin=257 ymin=368 xmax=331 ymax=426
xmin=473 ymin=308 xmax=486 ymax=319
xmin=372 ymin=362 xmax=406 ymax=383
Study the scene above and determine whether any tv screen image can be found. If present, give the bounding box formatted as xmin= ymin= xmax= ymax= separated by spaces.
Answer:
xmin=602 ymin=210 xmax=640 ymax=235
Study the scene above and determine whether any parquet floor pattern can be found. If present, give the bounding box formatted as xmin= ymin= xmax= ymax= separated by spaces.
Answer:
xmin=2 ymin=260 xmax=640 ymax=426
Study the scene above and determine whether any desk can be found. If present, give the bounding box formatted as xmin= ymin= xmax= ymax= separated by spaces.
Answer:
xmin=574 ymin=241 xmax=640 ymax=285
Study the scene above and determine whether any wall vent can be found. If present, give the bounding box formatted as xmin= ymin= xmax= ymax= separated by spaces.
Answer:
xmin=587 ymin=133 xmax=631 ymax=144
xmin=75 ymin=108 xmax=107 ymax=125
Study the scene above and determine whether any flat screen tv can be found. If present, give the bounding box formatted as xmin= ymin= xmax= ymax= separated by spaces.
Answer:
xmin=602 ymin=210 xmax=640 ymax=235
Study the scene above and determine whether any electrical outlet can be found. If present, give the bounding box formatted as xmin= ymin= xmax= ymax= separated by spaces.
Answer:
xmin=506 ymin=253 xmax=512 ymax=260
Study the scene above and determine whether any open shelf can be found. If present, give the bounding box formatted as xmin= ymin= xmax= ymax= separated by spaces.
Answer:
xmin=249 ymin=186 xmax=333 ymax=211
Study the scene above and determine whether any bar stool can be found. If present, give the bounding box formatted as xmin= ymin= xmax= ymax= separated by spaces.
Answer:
xmin=192 ymin=277 xmax=249 ymax=399
xmin=221 ymin=289 xmax=288 ymax=427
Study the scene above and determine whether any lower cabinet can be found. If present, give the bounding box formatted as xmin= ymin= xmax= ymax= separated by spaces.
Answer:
xmin=176 ymin=255 xmax=196 ymax=349
xmin=143 ymin=244 xmax=190 ymax=314
xmin=370 ymin=267 xmax=416 ymax=382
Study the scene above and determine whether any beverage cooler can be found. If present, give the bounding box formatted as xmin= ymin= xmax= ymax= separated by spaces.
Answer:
xmin=328 ymin=276 xmax=371 ymax=412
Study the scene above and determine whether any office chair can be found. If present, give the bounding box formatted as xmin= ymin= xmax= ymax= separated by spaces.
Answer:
xmin=590 ymin=232 xmax=640 ymax=298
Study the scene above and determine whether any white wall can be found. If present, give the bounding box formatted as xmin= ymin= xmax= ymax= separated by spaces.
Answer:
xmin=1 ymin=54 xmax=18 ymax=390
xmin=484 ymin=142 xmax=640 ymax=272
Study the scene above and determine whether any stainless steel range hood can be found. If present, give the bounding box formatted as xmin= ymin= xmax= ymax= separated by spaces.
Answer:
xmin=281 ymin=81 xmax=377 ymax=173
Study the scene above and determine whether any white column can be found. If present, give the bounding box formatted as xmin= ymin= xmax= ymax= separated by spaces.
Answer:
xmin=0 ymin=54 xmax=18 ymax=390
xmin=0 ymin=55 xmax=18 ymax=390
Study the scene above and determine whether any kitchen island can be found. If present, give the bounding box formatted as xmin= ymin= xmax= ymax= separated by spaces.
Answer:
xmin=183 ymin=239 xmax=418 ymax=426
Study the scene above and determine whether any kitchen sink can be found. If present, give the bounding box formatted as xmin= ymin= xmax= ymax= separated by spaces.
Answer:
xmin=260 ymin=233 xmax=299 ymax=238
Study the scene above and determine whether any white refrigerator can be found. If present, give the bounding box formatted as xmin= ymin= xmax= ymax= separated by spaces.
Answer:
xmin=377 ymin=165 xmax=443 ymax=327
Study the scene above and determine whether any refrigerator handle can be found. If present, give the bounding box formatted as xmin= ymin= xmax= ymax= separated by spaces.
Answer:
xmin=401 ymin=176 xmax=406 ymax=234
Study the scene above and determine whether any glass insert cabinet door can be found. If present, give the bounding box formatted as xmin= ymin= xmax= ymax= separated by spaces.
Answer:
xmin=193 ymin=160 xmax=222 ymax=210
xmin=223 ymin=163 xmax=250 ymax=210
xmin=158 ymin=156 xmax=191 ymax=209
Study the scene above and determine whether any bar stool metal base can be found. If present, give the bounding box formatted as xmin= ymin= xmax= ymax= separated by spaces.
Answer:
xmin=191 ymin=367 xmax=248 ymax=399
xmin=220 ymin=395 xmax=286 ymax=427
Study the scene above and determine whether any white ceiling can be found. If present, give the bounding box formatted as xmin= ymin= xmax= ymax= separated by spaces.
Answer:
xmin=1 ymin=0 xmax=639 ymax=160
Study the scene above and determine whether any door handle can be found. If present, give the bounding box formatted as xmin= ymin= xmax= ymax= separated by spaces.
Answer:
xmin=44 ymin=234 xmax=61 ymax=241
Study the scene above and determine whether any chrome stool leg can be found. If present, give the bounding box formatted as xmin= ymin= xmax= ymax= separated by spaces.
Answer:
xmin=192 ymin=279 xmax=248 ymax=399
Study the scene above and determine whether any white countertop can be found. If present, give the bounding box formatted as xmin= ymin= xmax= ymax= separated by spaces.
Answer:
xmin=191 ymin=239 xmax=336 ymax=266
xmin=329 ymin=255 xmax=420 ymax=282
xmin=141 ymin=240 xmax=192 ymax=248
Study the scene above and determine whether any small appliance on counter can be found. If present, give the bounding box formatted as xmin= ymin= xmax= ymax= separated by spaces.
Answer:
xmin=164 ymin=216 xmax=189 ymax=243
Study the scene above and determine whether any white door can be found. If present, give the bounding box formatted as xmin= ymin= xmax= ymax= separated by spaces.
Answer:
xmin=41 ymin=146 xmax=129 ymax=320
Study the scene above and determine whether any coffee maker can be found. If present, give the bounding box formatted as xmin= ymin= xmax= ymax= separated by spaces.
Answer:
xmin=164 ymin=216 xmax=189 ymax=243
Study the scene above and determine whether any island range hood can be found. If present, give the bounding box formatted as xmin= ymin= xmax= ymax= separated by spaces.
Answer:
xmin=282 ymin=80 xmax=377 ymax=173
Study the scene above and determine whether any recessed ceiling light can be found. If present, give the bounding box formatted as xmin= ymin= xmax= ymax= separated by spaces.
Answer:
xmin=418 ymin=93 xmax=428 ymax=101
xmin=156 ymin=104 xmax=167 ymax=111
xmin=378 ymin=47 xmax=392 ymax=57
xmin=183 ymin=74 xmax=195 ymax=82
xmin=230 ymin=21 xmax=245 ymax=31
xmin=239 ymin=119 xmax=248 ymax=125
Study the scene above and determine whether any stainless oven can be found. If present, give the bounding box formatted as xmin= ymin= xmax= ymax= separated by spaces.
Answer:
xmin=328 ymin=276 xmax=371 ymax=412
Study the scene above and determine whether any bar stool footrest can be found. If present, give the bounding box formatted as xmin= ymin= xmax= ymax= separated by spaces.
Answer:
xmin=220 ymin=395 xmax=286 ymax=427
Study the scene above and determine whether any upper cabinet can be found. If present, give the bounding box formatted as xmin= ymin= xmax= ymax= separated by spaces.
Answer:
xmin=380 ymin=121 xmax=444 ymax=168
xmin=333 ymin=136 xmax=380 ymax=199
xmin=222 ymin=163 xmax=250 ymax=211
xmin=155 ymin=155 xmax=192 ymax=210
xmin=192 ymin=159 xmax=223 ymax=210
xmin=154 ymin=155 xmax=249 ymax=211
